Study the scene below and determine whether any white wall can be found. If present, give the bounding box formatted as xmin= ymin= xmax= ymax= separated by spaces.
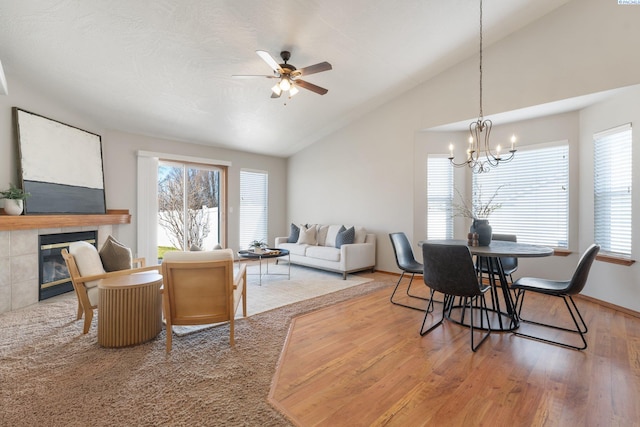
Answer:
xmin=103 ymin=131 xmax=286 ymax=255
xmin=287 ymin=0 xmax=640 ymax=311
xmin=578 ymin=85 xmax=640 ymax=310
xmin=0 ymin=83 xmax=287 ymax=258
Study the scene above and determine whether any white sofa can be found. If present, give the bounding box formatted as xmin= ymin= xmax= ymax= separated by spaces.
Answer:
xmin=275 ymin=224 xmax=376 ymax=279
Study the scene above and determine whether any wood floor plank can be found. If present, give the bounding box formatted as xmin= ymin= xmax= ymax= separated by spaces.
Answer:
xmin=269 ymin=273 xmax=640 ymax=426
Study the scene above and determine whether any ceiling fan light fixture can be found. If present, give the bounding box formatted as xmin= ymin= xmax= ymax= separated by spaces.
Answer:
xmin=279 ymin=77 xmax=291 ymax=91
xmin=271 ymin=83 xmax=282 ymax=96
xmin=288 ymin=85 xmax=299 ymax=98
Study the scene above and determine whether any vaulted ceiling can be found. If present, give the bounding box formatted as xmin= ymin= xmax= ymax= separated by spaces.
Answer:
xmin=0 ymin=0 xmax=571 ymax=157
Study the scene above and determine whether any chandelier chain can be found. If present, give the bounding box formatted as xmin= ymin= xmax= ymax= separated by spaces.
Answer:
xmin=479 ymin=0 xmax=483 ymax=119
xmin=448 ymin=0 xmax=517 ymax=173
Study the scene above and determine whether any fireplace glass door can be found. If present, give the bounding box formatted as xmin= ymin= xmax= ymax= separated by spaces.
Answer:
xmin=39 ymin=231 xmax=97 ymax=300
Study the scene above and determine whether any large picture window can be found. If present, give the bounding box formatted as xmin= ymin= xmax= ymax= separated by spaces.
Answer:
xmin=594 ymin=124 xmax=632 ymax=258
xmin=473 ymin=141 xmax=569 ymax=248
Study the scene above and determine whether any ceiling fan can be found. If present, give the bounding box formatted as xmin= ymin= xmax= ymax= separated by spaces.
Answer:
xmin=233 ymin=50 xmax=332 ymax=98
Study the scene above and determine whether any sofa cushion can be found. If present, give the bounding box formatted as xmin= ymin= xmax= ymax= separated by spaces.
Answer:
xmin=305 ymin=245 xmax=341 ymax=262
xmin=287 ymin=223 xmax=300 ymax=243
xmin=336 ymin=226 xmax=355 ymax=248
xmin=324 ymin=225 xmax=343 ymax=247
xmin=297 ymin=225 xmax=317 ymax=245
xmin=69 ymin=241 xmax=105 ymax=288
xmin=278 ymin=242 xmax=309 ymax=256
xmin=99 ymin=235 xmax=133 ymax=272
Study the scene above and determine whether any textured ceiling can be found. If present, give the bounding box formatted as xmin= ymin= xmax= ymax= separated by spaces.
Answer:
xmin=0 ymin=0 xmax=571 ymax=157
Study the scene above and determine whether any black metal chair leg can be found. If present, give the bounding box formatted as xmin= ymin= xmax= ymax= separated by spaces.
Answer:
xmin=469 ymin=295 xmax=491 ymax=352
xmin=420 ymin=294 xmax=448 ymax=336
xmin=514 ymin=290 xmax=588 ymax=350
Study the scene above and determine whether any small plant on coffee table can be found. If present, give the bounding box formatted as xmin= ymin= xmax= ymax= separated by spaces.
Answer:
xmin=249 ymin=239 xmax=266 ymax=252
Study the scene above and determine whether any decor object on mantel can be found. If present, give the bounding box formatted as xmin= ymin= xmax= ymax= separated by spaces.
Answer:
xmin=448 ymin=0 xmax=517 ymax=174
xmin=453 ymin=185 xmax=504 ymax=246
xmin=0 ymin=183 xmax=30 ymax=216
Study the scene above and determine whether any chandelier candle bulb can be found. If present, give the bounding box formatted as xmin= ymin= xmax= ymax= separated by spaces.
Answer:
xmin=510 ymin=135 xmax=516 ymax=151
xmin=449 ymin=144 xmax=454 ymax=158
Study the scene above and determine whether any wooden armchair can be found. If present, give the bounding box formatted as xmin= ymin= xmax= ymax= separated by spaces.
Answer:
xmin=61 ymin=242 xmax=160 ymax=334
xmin=161 ymin=249 xmax=247 ymax=352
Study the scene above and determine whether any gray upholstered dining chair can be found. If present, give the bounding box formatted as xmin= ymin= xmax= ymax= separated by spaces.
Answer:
xmin=510 ymin=244 xmax=599 ymax=350
xmin=477 ymin=233 xmax=518 ymax=282
xmin=389 ymin=232 xmax=432 ymax=311
xmin=421 ymin=242 xmax=492 ymax=352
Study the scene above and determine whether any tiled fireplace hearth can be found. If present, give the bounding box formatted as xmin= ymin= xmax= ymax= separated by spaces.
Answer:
xmin=0 ymin=223 xmax=122 ymax=314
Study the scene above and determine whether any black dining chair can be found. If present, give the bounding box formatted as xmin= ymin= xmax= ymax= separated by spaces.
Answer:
xmin=510 ymin=244 xmax=600 ymax=350
xmin=421 ymin=243 xmax=492 ymax=352
xmin=389 ymin=232 xmax=433 ymax=311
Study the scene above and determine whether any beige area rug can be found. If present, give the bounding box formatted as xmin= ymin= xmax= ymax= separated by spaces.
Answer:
xmin=0 ymin=274 xmax=392 ymax=427
xmin=172 ymin=263 xmax=372 ymax=336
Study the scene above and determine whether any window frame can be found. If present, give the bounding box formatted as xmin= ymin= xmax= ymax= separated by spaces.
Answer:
xmin=593 ymin=123 xmax=632 ymax=259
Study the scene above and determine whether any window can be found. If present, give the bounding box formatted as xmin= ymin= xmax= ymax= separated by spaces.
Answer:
xmin=427 ymin=155 xmax=453 ymax=239
xmin=594 ymin=124 xmax=632 ymax=258
xmin=157 ymin=161 xmax=222 ymax=253
xmin=473 ymin=141 xmax=569 ymax=248
xmin=240 ymin=170 xmax=268 ymax=250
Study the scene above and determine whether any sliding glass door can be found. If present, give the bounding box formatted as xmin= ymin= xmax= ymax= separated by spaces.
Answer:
xmin=157 ymin=161 xmax=224 ymax=257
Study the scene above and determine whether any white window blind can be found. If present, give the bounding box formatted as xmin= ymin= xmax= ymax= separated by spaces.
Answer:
xmin=594 ymin=123 xmax=632 ymax=258
xmin=240 ymin=170 xmax=268 ymax=250
xmin=473 ymin=141 xmax=569 ymax=248
xmin=427 ymin=155 xmax=453 ymax=239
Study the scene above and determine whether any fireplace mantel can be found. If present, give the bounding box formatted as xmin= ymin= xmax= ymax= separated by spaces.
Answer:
xmin=0 ymin=209 xmax=131 ymax=231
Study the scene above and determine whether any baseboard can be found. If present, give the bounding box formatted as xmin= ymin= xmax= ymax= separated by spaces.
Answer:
xmin=576 ymin=294 xmax=640 ymax=319
xmin=379 ymin=269 xmax=640 ymax=319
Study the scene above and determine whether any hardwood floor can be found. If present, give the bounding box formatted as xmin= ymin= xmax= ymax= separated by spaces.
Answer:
xmin=269 ymin=272 xmax=640 ymax=426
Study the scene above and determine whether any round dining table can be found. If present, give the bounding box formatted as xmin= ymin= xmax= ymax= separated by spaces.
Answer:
xmin=420 ymin=239 xmax=554 ymax=331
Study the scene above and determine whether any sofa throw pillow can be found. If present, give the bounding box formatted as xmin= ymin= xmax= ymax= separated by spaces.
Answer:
xmin=324 ymin=224 xmax=343 ymax=247
xmin=316 ymin=224 xmax=329 ymax=246
xmin=353 ymin=226 xmax=368 ymax=244
xmin=335 ymin=226 xmax=355 ymax=248
xmin=287 ymin=223 xmax=300 ymax=243
xmin=297 ymin=225 xmax=317 ymax=245
xmin=99 ymin=235 xmax=133 ymax=272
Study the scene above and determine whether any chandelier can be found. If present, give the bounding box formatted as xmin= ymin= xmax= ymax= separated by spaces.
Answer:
xmin=449 ymin=0 xmax=516 ymax=173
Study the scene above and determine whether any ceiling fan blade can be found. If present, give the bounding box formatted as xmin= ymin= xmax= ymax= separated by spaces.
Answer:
xmin=256 ymin=50 xmax=283 ymax=73
xmin=231 ymin=74 xmax=278 ymax=79
xmin=292 ymin=61 xmax=332 ymax=77
xmin=295 ymin=79 xmax=328 ymax=95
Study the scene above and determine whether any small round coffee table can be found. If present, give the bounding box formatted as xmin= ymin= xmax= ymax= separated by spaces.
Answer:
xmin=237 ymin=248 xmax=290 ymax=285
xmin=96 ymin=272 xmax=163 ymax=347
